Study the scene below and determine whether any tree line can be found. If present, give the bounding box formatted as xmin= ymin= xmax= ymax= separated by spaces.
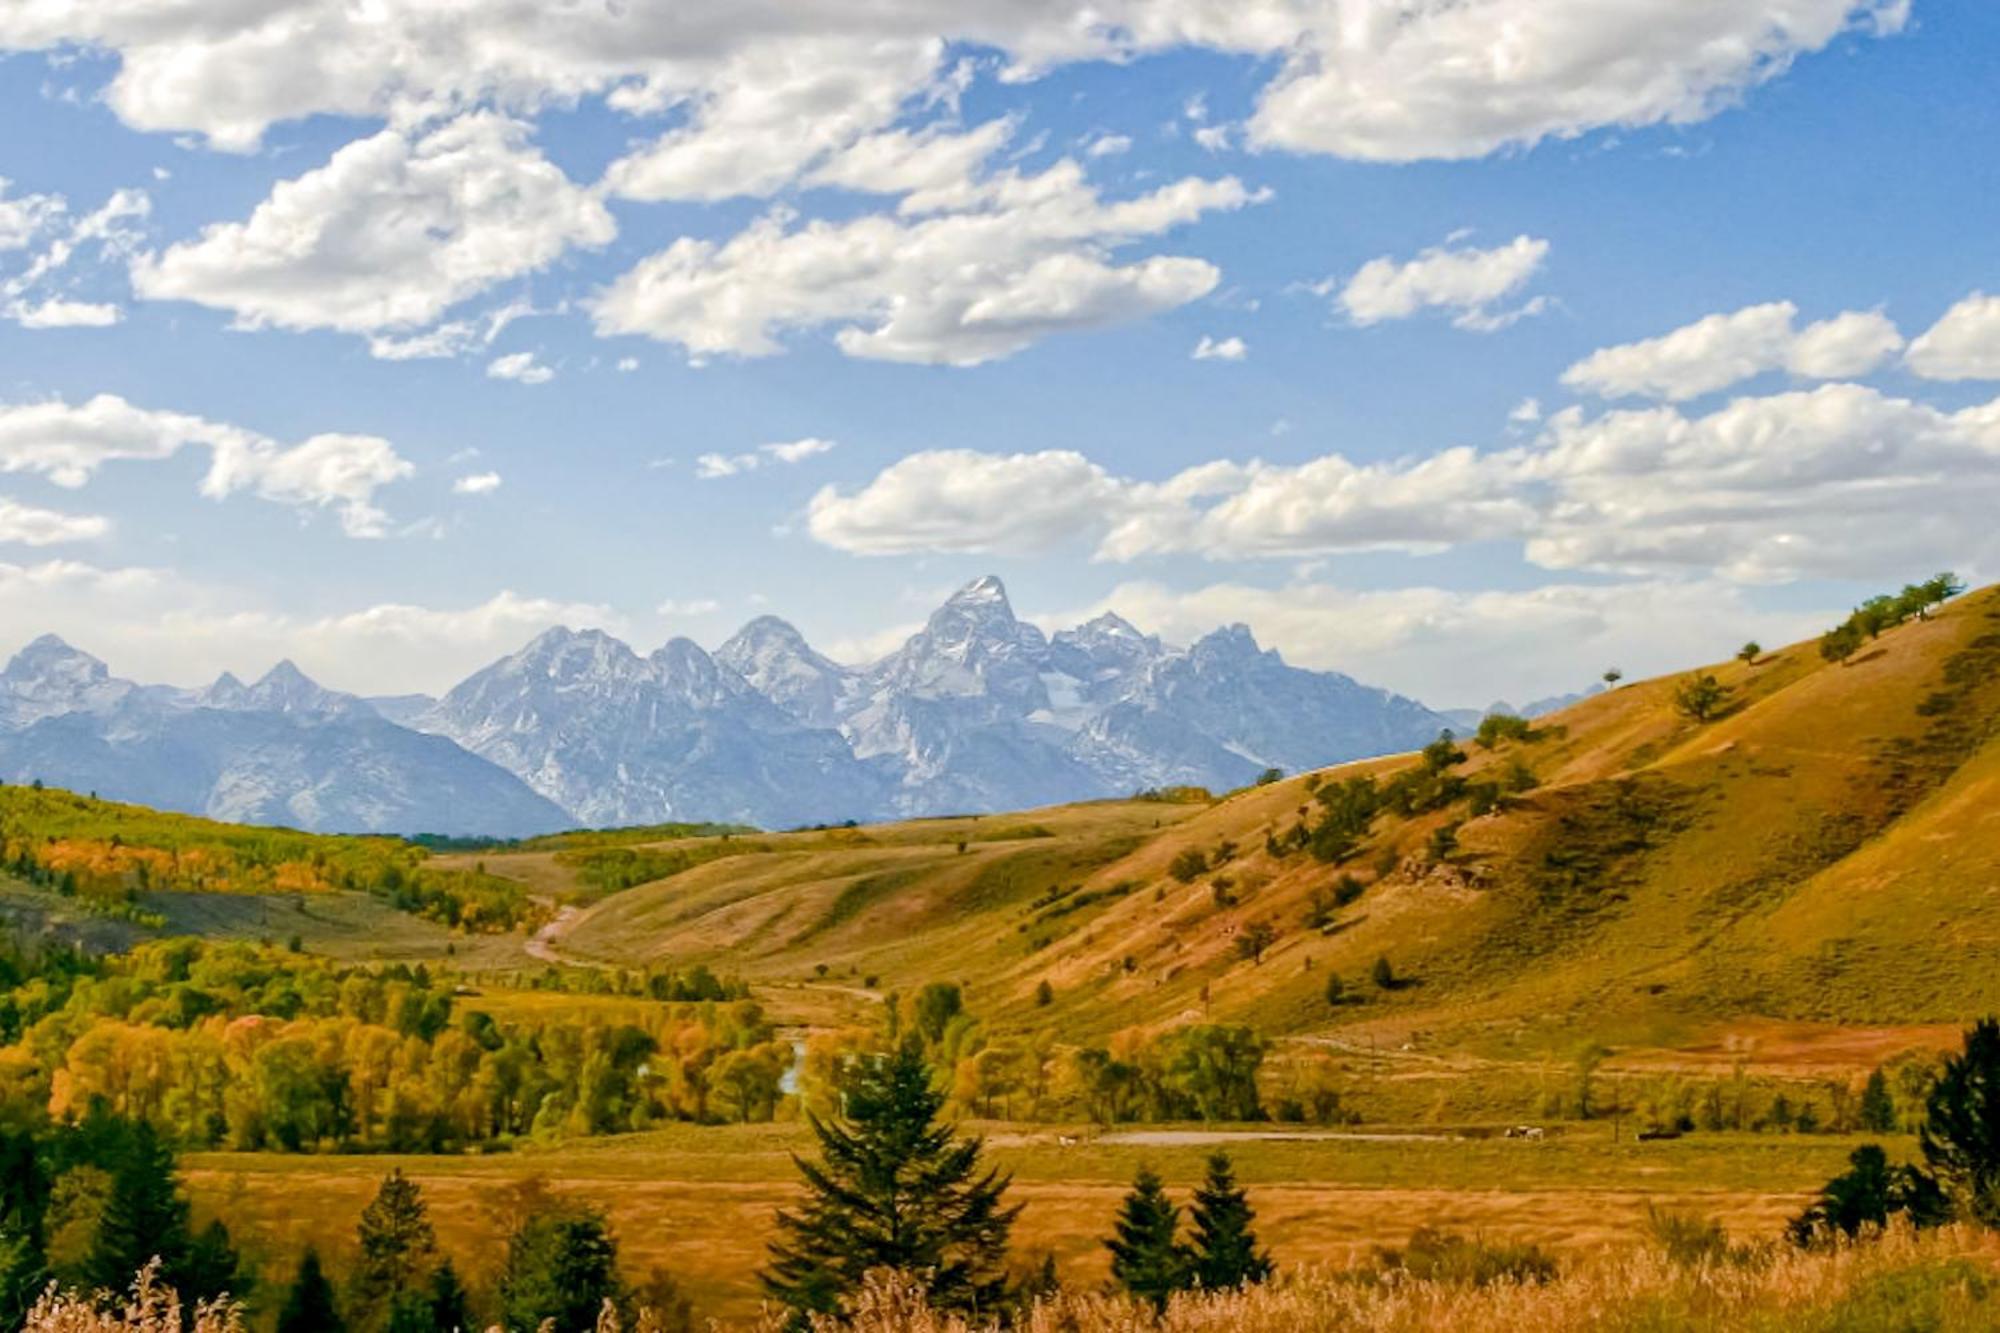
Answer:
xmin=1818 ymin=573 xmax=1965 ymax=665
xmin=0 ymin=783 xmax=539 ymax=930
xmin=1 ymin=939 xmax=788 ymax=1151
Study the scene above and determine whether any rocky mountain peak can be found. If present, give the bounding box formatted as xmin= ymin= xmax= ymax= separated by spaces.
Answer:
xmin=3 ymin=634 xmax=110 ymax=690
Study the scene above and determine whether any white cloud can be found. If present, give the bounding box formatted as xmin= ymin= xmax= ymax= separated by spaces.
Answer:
xmin=1193 ymin=125 xmax=1234 ymax=152
xmin=2 ymin=184 xmax=149 ymax=329
xmin=616 ymin=357 xmax=640 ymax=372
xmin=1192 ymin=335 xmax=1247 ymax=361
xmin=808 ymin=382 xmax=2000 ymax=583
xmin=1247 ymin=0 xmax=1908 ymax=162
xmin=453 ymin=472 xmax=502 ymax=495
xmin=1562 ymin=301 xmax=1903 ymax=400
xmin=656 ymin=597 xmax=721 ymax=616
xmin=1070 ymin=577 xmax=1833 ymax=709
xmin=8 ymin=298 xmax=120 ymax=328
xmin=202 ymin=432 xmax=415 ymax=539
xmin=132 ymin=114 xmax=613 ymax=336
xmin=805 ymin=120 xmax=1018 ymax=215
xmin=486 ymin=351 xmax=554 ymax=385
xmin=1337 ymin=235 xmax=1549 ymax=331
xmin=1509 ymin=397 xmax=1543 ymax=423
xmin=595 ymin=158 xmax=1255 ymax=365
xmin=1907 ymin=293 xmax=2000 ymax=381
xmin=603 ymin=37 xmax=945 ymax=203
xmin=807 ymin=449 xmax=1128 ymax=554
xmin=0 ymin=0 xmax=1902 ymax=169
xmin=696 ymin=437 xmax=838 ymax=479
xmin=0 ymin=394 xmax=412 ymax=536
xmin=0 ymin=178 xmax=64 ymax=251
xmin=0 ymin=561 xmax=623 ymax=695
xmin=0 ymin=497 xmax=108 ymax=545
xmin=1086 ymin=133 xmax=1133 ymax=157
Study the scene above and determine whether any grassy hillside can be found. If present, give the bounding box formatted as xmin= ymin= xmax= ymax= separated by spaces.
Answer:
xmin=479 ymin=584 xmax=2000 ymax=1071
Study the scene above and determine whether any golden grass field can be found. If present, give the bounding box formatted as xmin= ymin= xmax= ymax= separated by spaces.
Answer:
xmin=182 ymin=1121 xmax=1883 ymax=1320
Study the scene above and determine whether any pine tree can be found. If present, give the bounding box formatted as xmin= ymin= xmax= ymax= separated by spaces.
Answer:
xmin=763 ymin=1037 xmax=1019 ymax=1320
xmin=1104 ymin=1166 xmax=1189 ymax=1312
xmin=426 ymin=1259 xmax=472 ymax=1333
xmin=1921 ymin=1017 xmax=2000 ymax=1226
xmin=350 ymin=1170 xmax=437 ymax=1332
xmin=277 ymin=1248 xmax=344 ymax=1333
xmin=87 ymin=1121 xmax=197 ymax=1297
xmin=1186 ymin=1153 xmax=1272 ymax=1290
xmin=1859 ymin=1068 xmax=1896 ymax=1134
xmin=499 ymin=1203 xmax=623 ymax=1333
xmin=0 ymin=1128 xmax=50 ymax=1328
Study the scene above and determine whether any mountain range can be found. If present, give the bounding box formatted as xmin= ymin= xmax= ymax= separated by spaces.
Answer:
xmin=0 ymin=575 xmax=1461 ymax=836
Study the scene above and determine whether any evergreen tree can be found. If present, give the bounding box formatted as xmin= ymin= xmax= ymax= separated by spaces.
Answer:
xmin=1104 ymin=1167 xmax=1189 ymax=1312
xmin=763 ymin=1037 xmax=1019 ymax=1320
xmin=87 ymin=1119 xmax=239 ymax=1303
xmin=426 ymin=1260 xmax=473 ymax=1333
xmin=1859 ymin=1069 xmax=1896 ymax=1134
xmin=499 ymin=1203 xmax=623 ymax=1333
xmin=0 ymin=1129 xmax=50 ymax=1328
xmin=1788 ymin=1144 xmax=1948 ymax=1243
xmin=277 ymin=1248 xmax=345 ymax=1333
xmin=1186 ymin=1153 xmax=1271 ymax=1290
xmin=1920 ymin=1016 xmax=2000 ymax=1226
xmin=350 ymin=1170 xmax=436 ymax=1332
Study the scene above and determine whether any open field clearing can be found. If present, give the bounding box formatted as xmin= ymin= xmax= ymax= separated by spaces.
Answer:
xmin=184 ymin=1123 xmax=1878 ymax=1321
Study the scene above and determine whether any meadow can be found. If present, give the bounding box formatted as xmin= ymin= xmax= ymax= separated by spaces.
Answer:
xmin=6 ymin=583 xmax=2000 ymax=1327
xmin=181 ymin=1121 xmax=1880 ymax=1321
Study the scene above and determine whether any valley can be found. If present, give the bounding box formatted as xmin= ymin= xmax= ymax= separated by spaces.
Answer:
xmin=3 ymin=579 xmax=1997 ymax=1323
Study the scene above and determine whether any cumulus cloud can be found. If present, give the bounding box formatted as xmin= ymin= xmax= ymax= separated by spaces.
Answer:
xmin=1246 ymin=0 xmax=1908 ymax=161
xmin=696 ymin=437 xmax=838 ymax=479
xmin=1192 ymin=335 xmax=1247 ymax=361
xmin=132 ymin=114 xmax=614 ymax=336
xmin=0 ymin=179 xmax=64 ymax=251
xmin=657 ymin=597 xmax=721 ymax=616
xmin=1337 ymin=235 xmax=1549 ymax=331
xmin=1907 ymin=293 xmax=2000 ymax=381
xmin=807 ymin=449 xmax=1126 ymax=554
xmin=603 ymin=37 xmax=946 ymax=202
xmin=453 ymin=472 xmax=502 ymax=495
xmin=0 ymin=560 xmax=623 ymax=694
xmin=809 ymin=382 xmax=2000 ymax=582
xmin=1562 ymin=301 xmax=1904 ymax=400
xmin=2 ymin=185 xmax=149 ymax=329
xmin=0 ymin=394 xmax=412 ymax=536
xmin=595 ymin=157 xmax=1255 ymax=365
xmin=0 ymin=497 xmax=108 ymax=545
xmin=10 ymin=299 xmax=121 ymax=328
xmin=486 ymin=351 xmax=555 ymax=385
xmin=0 ymin=0 xmax=1902 ymax=168
xmin=1066 ymin=577 xmax=1834 ymax=709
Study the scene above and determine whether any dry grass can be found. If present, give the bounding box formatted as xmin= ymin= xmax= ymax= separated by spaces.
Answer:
xmin=757 ymin=1225 xmax=2000 ymax=1332
xmin=23 ymin=1263 xmax=243 ymax=1333
xmin=182 ymin=1124 xmax=1877 ymax=1320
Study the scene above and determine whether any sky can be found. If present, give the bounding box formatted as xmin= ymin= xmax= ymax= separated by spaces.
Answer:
xmin=1 ymin=0 xmax=1997 ymax=709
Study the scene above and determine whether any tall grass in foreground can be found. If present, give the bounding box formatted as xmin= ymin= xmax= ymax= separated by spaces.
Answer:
xmin=762 ymin=1225 xmax=2000 ymax=1333
xmin=27 ymin=1227 xmax=2000 ymax=1333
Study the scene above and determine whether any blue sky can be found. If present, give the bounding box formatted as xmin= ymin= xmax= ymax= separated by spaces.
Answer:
xmin=1 ymin=0 xmax=1996 ymax=708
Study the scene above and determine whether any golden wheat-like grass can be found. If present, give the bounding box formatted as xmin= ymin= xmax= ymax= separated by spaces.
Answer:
xmin=751 ymin=1224 xmax=2000 ymax=1333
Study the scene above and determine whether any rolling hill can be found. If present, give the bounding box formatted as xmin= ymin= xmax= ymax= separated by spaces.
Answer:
xmin=7 ymin=580 xmax=1996 ymax=1073
xmin=474 ymin=580 xmax=2000 ymax=1061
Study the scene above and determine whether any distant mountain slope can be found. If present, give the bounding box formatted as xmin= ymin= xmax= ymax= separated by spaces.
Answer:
xmin=0 ymin=641 xmax=568 ymax=836
xmin=534 ymin=582 xmax=2000 ymax=1047
xmin=5 ymin=575 xmax=1467 ymax=832
xmin=419 ymin=627 xmax=884 ymax=829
